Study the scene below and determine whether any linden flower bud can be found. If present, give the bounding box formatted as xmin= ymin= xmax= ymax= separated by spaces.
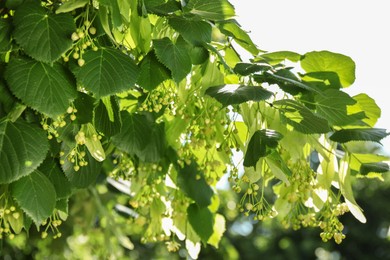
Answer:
xmin=67 ymin=107 xmax=73 ymax=114
xmin=41 ymin=232 xmax=48 ymax=239
xmin=71 ymin=32 xmax=79 ymax=41
xmin=73 ymin=165 xmax=80 ymax=172
xmin=78 ymin=59 xmax=85 ymax=67
xmin=89 ymin=27 xmax=97 ymax=35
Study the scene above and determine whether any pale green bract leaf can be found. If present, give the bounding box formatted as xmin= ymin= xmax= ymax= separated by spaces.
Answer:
xmin=265 ymin=157 xmax=290 ymax=185
xmin=74 ymin=48 xmax=140 ymax=98
xmin=5 ymin=58 xmax=77 ymax=117
xmin=81 ymin=123 xmax=106 ymax=162
xmin=153 ymin=37 xmax=192 ymax=83
xmin=0 ymin=119 xmax=49 ymax=184
xmin=339 ymin=160 xmax=366 ymax=223
xmin=13 ymin=1 xmax=76 ymax=63
xmin=10 ymin=170 xmax=56 ymax=225
xmin=55 ymin=0 xmax=89 ymax=14
xmin=184 ymin=0 xmax=235 ymax=21
xmin=301 ymin=51 xmax=355 ymax=88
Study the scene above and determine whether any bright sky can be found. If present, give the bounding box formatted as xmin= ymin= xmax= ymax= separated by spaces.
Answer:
xmin=230 ymin=0 xmax=390 ymax=153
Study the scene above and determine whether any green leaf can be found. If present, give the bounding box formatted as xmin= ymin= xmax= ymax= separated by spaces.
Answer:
xmin=153 ymin=37 xmax=192 ymax=83
xmin=137 ymin=51 xmax=170 ymax=91
xmin=112 ymin=112 xmax=150 ymax=157
xmin=273 ymin=99 xmax=330 ymax=134
xmin=184 ymin=0 xmax=235 ymax=21
xmin=144 ymin=0 xmax=181 ymax=15
xmin=5 ymin=57 xmax=77 ymax=118
xmin=10 ymin=170 xmax=56 ymax=225
xmin=94 ymin=96 xmax=122 ymax=137
xmin=0 ymin=81 xmax=16 ymax=116
xmin=62 ymin=146 xmax=102 ymax=188
xmin=243 ymin=129 xmax=283 ymax=168
xmin=187 ymin=204 xmax=214 ymax=243
xmin=73 ymin=92 xmax=96 ymax=124
xmin=233 ymin=63 xmax=272 ymax=76
xmin=5 ymin=0 xmax=24 ymax=9
xmin=258 ymin=51 xmax=301 ymax=65
xmin=218 ymin=21 xmax=259 ymax=55
xmin=351 ymin=94 xmax=381 ymax=127
xmin=177 ymin=162 xmax=214 ymax=208
xmin=301 ymin=51 xmax=355 ymax=88
xmin=74 ymin=48 xmax=140 ymax=98
xmin=258 ymin=72 xmax=321 ymax=94
xmin=13 ymin=2 xmax=76 ymax=63
xmin=349 ymin=153 xmax=389 ymax=173
xmin=112 ymin=112 xmax=165 ymax=162
xmin=315 ymin=89 xmax=365 ymax=126
xmin=0 ymin=119 xmax=49 ymax=184
xmin=330 ymin=128 xmax=389 ymax=143
xmin=0 ymin=18 xmax=12 ymax=52
xmin=168 ymin=17 xmax=212 ymax=45
xmin=38 ymin=158 xmax=72 ymax=200
xmin=205 ymin=85 xmax=273 ymax=106
xmin=189 ymin=45 xmax=209 ymax=65
xmin=265 ymin=153 xmax=291 ymax=185
xmin=360 ymin=162 xmax=389 ymax=175
xmin=55 ymin=0 xmax=89 ymax=14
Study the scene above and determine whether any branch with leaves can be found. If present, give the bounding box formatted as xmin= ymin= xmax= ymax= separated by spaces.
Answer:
xmin=0 ymin=0 xmax=389 ymax=257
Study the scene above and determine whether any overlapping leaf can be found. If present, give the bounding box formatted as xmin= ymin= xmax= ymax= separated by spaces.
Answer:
xmin=137 ymin=51 xmax=170 ymax=91
xmin=10 ymin=170 xmax=56 ymax=225
xmin=0 ymin=18 xmax=11 ymax=52
xmin=55 ymin=0 xmax=89 ymax=14
xmin=112 ymin=112 xmax=166 ymax=162
xmin=315 ymin=89 xmax=365 ymax=126
xmin=243 ymin=129 xmax=283 ymax=168
xmin=38 ymin=158 xmax=71 ymax=200
xmin=74 ymin=48 xmax=140 ymax=98
xmin=94 ymin=96 xmax=122 ymax=137
xmin=218 ymin=21 xmax=259 ymax=55
xmin=153 ymin=37 xmax=192 ymax=83
xmin=330 ymin=128 xmax=389 ymax=143
xmin=301 ymin=51 xmax=355 ymax=88
xmin=0 ymin=119 xmax=49 ymax=184
xmin=233 ymin=63 xmax=272 ymax=76
xmin=13 ymin=1 xmax=76 ymax=62
xmin=168 ymin=17 xmax=212 ymax=45
xmin=177 ymin=162 xmax=214 ymax=208
xmin=184 ymin=0 xmax=235 ymax=21
xmin=187 ymin=204 xmax=214 ymax=243
xmin=205 ymin=85 xmax=273 ymax=106
xmin=273 ymin=99 xmax=330 ymax=134
xmin=62 ymin=147 xmax=102 ymax=188
xmin=5 ymin=57 xmax=77 ymax=117
xmin=360 ymin=162 xmax=389 ymax=175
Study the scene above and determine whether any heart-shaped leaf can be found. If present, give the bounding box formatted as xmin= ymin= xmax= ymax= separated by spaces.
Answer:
xmin=169 ymin=17 xmax=212 ymax=45
xmin=137 ymin=51 xmax=170 ymax=91
xmin=153 ymin=37 xmax=192 ymax=83
xmin=0 ymin=119 xmax=49 ymax=184
xmin=11 ymin=170 xmax=56 ymax=225
xmin=74 ymin=48 xmax=140 ymax=98
xmin=5 ymin=57 xmax=77 ymax=117
xmin=13 ymin=1 xmax=76 ymax=63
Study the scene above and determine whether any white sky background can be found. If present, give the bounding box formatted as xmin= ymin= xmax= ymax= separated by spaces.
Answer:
xmin=230 ymin=0 xmax=390 ymax=153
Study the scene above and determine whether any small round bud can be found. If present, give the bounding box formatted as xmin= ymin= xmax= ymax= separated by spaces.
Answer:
xmin=78 ymin=59 xmax=85 ymax=67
